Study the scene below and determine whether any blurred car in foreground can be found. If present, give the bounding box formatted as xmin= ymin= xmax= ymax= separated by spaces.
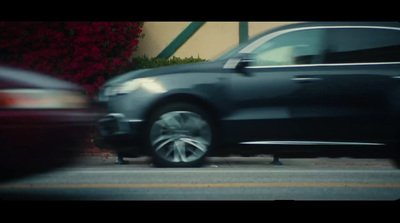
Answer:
xmin=95 ymin=22 xmax=400 ymax=167
xmin=0 ymin=65 xmax=97 ymax=181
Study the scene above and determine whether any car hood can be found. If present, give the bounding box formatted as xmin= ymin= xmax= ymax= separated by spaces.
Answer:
xmin=0 ymin=66 xmax=82 ymax=90
xmin=102 ymin=60 xmax=224 ymax=87
xmin=103 ymin=69 xmax=151 ymax=86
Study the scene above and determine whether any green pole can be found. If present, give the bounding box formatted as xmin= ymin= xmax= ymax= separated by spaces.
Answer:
xmin=239 ymin=22 xmax=249 ymax=44
xmin=157 ymin=22 xmax=205 ymax=59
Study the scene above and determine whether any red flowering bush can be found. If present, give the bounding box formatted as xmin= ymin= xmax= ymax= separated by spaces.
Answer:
xmin=0 ymin=22 xmax=143 ymax=97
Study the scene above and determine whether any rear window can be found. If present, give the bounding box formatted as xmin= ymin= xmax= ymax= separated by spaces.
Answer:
xmin=325 ymin=28 xmax=400 ymax=64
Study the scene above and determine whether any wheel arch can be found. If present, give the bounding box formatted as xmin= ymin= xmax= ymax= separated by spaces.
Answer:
xmin=144 ymin=93 xmax=221 ymax=127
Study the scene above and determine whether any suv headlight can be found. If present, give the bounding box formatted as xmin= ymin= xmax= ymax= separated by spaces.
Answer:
xmin=105 ymin=78 xmax=166 ymax=96
xmin=0 ymin=89 xmax=88 ymax=109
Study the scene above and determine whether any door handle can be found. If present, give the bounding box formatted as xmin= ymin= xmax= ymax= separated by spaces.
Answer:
xmin=292 ymin=77 xmax=322 ymax=83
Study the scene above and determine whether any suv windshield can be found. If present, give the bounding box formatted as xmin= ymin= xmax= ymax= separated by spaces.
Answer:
xmin=214 ymin=41 xmax=251 ymax=61
xmin=214 ymin=29 xmax=274 ymax=61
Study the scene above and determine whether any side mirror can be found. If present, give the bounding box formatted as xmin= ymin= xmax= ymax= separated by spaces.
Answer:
xmin=236 ymin=54 xmax=254 ymax=76
xmin=236 ymin=58 xmax=252 ymax=71
xmin=223 ymin=53 xmax=254 ymax=76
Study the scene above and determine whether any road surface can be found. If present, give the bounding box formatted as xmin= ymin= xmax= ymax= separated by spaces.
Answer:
xmin=0 ymin=155 xmax=399 ymax=200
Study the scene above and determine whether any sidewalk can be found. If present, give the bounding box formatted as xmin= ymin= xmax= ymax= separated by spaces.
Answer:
xmin=81 ymin=133 xmax=116 ymax=159
xmin=70 ymin=153 xmax=396 ymax=170
xmin=77 ymin=137 xmax=397 ymax=169
xmin=79 ymin=147 xmax=116 ymax=158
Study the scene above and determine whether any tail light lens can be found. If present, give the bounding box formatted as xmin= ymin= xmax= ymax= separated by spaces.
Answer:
xmin=0 ymin=89 xmax=88 ymax=109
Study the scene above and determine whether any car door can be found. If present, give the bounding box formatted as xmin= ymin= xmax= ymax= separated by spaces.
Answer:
xmin=320 ymin=27 xmax=400 ymax=143
xmin=224 ymin=25 xmax=400 ymax=146
xmin=222 ymin=27 xmax=330 ymax=143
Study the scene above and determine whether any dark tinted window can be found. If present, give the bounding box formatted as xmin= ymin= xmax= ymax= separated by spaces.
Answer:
xmin=325 ymin=28 xmax=400 ymax=63
xmin=250 ymin=29 xmax=324 ymax=66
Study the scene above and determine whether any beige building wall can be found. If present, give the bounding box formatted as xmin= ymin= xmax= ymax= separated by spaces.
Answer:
xmin=132 ymin=22 xmax=190 ymax=58
xmin=174 ymin=22 xmax=239 ymax=60
xmin=132 ymin=21 xmax=299 ymax=60
xmin=248 ymin=22 xmax=300 ymax=38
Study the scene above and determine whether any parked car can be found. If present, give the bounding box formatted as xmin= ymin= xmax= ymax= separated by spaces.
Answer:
xmin=0 ymin=65 xmax=97 ymax=181
xmin=95 ymin=22 xmax=400 ymax=167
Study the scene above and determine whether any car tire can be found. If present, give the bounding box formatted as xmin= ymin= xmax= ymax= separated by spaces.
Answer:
xmin=145 ymin=102 xmax=215 ymax=167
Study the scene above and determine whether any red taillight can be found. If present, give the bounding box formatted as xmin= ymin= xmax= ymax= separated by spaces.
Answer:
xmin=0 ymin=89 xmax=88 ymax=109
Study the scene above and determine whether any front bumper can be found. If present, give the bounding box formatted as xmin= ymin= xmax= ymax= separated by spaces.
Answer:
xmin=96 ymin=113 xmax=144 ymax=147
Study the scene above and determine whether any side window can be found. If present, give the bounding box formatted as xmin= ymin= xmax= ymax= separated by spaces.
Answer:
xmin=326 ymin=28 xmax=400 ymax=64
xmin=250 ymin=29 xmax=324 ymax=66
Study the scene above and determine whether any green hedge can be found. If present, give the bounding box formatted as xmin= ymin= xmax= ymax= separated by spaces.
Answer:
xmin=132 ymin=55 xmax=208 ymax=70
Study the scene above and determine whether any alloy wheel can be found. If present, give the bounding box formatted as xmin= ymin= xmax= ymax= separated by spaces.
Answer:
xmin=149 ymin=111 xmax=212 ymax=164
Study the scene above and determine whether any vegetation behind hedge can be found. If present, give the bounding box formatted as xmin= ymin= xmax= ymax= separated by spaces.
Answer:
xmin=132 ymin=55 xmax=208 ymax=70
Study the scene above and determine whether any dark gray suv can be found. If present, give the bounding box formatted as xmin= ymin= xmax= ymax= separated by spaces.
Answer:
xmin=96 ymin=22 xmax=400 ymax=167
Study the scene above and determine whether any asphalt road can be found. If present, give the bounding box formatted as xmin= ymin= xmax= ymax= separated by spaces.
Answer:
xmin=0 ymin=155 xmax=399 ymax=200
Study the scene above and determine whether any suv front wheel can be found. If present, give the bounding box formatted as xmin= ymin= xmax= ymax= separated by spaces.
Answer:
xmin=145 ymin=103 xmax=215 ymax=167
